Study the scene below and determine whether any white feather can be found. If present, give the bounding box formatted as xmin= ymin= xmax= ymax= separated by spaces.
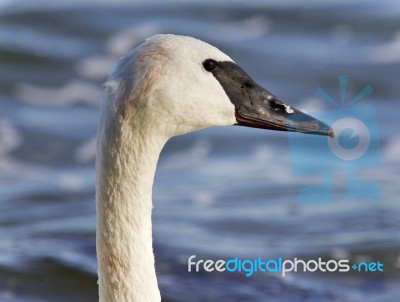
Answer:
xmin=96 ymin=34 xmax=236 ymax=302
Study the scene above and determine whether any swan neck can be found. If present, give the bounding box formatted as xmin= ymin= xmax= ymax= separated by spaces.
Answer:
xmin=96 ymin=122 xmax=166 ymax=302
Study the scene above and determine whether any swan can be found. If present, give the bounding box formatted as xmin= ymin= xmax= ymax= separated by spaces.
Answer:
xmin=96 ymin=34 xmax=333 ymax=302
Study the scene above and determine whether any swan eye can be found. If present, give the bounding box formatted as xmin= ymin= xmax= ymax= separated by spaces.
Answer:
xmin=203 ymin=59 xmax=217 ymax=72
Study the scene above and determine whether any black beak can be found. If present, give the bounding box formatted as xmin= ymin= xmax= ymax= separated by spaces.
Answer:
xmin=210 ymin=61 xmax=334 ymax=138
xmin=234 ymin=89 xmax=335 ymax=137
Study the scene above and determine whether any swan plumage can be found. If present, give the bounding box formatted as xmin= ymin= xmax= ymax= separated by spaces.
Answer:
xmin=96 ymin=34 xmax=332 ymax=302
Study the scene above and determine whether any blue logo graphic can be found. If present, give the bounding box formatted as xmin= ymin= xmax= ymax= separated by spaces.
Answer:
xmin=288 ymin=75 xmax=381 ymax=203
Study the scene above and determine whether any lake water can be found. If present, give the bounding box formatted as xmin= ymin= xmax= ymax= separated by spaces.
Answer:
xmin=0 ymin=1 xmax=399 ymax=301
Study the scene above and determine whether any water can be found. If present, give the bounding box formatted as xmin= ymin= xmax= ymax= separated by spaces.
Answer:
xmin=0 ymin=1 xmax=400 ymax=301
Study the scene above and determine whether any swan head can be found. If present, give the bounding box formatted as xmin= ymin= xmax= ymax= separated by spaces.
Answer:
xmin=105 ymin=34 xmax=333 ymax=138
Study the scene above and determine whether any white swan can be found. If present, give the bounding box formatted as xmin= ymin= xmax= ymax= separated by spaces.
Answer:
xmin=96 ymin=34 xmax=333 ymax=302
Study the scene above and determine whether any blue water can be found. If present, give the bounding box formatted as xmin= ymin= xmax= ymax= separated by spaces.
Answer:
xmin=0 ymin=1 xmax=399 ymax=301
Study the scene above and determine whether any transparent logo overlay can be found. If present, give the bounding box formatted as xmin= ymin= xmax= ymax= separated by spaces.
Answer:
xmin=288 ymin=75 xmax=381 ymax=203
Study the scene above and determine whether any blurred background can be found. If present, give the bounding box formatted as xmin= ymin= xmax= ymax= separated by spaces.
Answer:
xmin=0 ymin=0 xmax=399 ymax=301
